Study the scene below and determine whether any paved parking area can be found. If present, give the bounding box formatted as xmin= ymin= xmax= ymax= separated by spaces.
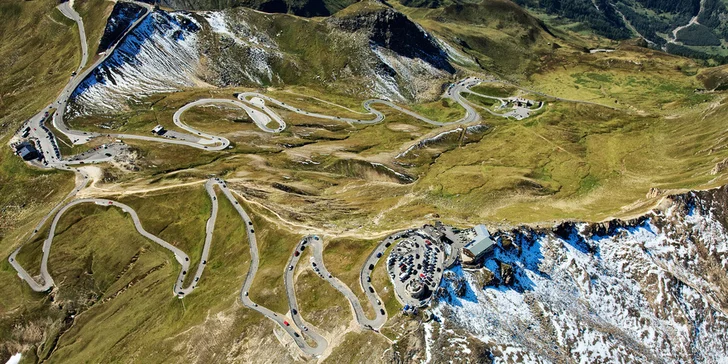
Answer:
xmin=387 ymin=233 xmax=445 ymax=307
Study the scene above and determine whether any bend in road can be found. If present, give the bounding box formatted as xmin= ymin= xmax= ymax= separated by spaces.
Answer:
xmin=9 ymin=178 xmax=225 ymax=297
xmin=57 ymin=2 xmax=89 ymax=74
xmin=305 ymin=235 xmax=389 ymax=329
xmin=236 ymin=77 xmax=483 ymax=128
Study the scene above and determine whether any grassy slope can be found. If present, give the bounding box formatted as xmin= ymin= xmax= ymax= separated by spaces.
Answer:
xmin=5 ymin=186 xmax=298 ymax=363
xmin=392 ymin=0 xmax=558 ymax=78
xmin=525 ymin=49 xmax=712 ymax=113
xmin=0 ymin=0 xmax=81 ymax=256
xmin=5 ymin=1 xmax=728 ymax=362
xmin=0 ymin=0 xmax=78 ymax=134
xmin=0 ymin=0 xmax=114 ymax=306
xmin=0 ymin=2 xmax=115 ymax=357
xmin=293 ymin=248 xmax=351 ymax=334
xmin=411 ymin=98 xmax=728 ymax=223
xmin=49 ymin=187 xmax=254 ymax=363
xmin=75 ymin=0 xmax=115 ymax=68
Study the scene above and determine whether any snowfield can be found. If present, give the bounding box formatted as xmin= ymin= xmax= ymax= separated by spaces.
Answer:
xmin=433 ymin=192 xmax=728 ymax=363
xmin=71 ymin=11 xmax=203 ymax=115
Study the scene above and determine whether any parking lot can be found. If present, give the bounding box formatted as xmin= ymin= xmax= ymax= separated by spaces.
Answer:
xmin=386 ymin=234 xmax=445 ymax=307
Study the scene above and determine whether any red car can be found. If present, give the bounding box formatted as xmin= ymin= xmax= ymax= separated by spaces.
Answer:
xmin=284 ymin=321 xmax=290 ymax=326
xmin=294 ymin=251 xmax=300 ymax=257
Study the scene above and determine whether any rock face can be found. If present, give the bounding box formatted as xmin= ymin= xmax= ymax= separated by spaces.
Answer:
xmin=328 ymin=8 xmax=455 ymax=74
xmin=155 ymin=0 xmax=356 ymax=17
xmin=646 ymin=187 xmax=662 ymax=198
xmin=70 ymin=11 xmax=203 ymax=115
xmin=433 ymin=187 xmax=728 ymax=363
xmin=96 ymin=2 xmax=146 ymax=54
xmin=69 ymin=6 xmax=455 ymax=114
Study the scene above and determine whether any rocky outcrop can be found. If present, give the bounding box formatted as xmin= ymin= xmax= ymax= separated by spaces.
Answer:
xmin=436 ymin=186 xmax=728 ymax=362
xmin=155 ymin=0 xmax=356 ymax=17
xmin=711 ymin=158 xmax=728 ymax=175
xmin=96 ymin=2 xmax=146 ymax=54
xmin=70 ymin=11 xmax=203 ymax=115
xmin=70 ymin=5 xmax=455 ymax=114
xmin=328 ymin=8 xmax=455 ymax=73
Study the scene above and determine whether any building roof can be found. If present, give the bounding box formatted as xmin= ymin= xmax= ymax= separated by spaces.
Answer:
xmin=19 ymin=146 xmax=38 ymax=160
xmin=464 ymin=224 xmax=496 ymax=258
xmin=15 ymin=141 xmax=32 ymax=151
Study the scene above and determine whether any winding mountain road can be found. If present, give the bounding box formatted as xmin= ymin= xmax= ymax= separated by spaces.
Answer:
xmin=307 ymin=235 xmax=390 ymax=329
xmin=33 ymin=2 xmax=491 ymax=169
xmin=8 ymin=178 xmax=226 ymax=296
xmin=57 ymin=1 xmax=89 ymax=75
xmin=6 ymin=1 xmax=532 ymax=356
xmin=236 ymin=77 xmax=482 ymax=128
xmin=9 ymin=174 xmax=404 ymax=356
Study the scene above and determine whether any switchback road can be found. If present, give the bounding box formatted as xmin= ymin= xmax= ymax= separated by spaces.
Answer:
xmin=236 ymin=77 xmax=482 ymax=128
xmin=7 ymin=2 xmax=519 ymax=356
xmin=9 ymin=176 xmax=409 ymax=356
xmin=8 ymin=178 xmax=226 ymax=296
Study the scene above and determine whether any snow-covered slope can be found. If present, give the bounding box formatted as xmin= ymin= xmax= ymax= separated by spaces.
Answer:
xmin=68 ymin=7 xmax=455 ymax=115
xmin=71 ymin=11 xmax=203 ymax=115
xmin=429 ymin=189 xmax=728 ymax=363
xmin=199 ymin=11 xmax=280 ymax=86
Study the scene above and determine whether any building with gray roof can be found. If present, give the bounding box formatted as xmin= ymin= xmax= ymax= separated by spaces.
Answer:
xmin=461 ymin=224 xmax=496 ymax=265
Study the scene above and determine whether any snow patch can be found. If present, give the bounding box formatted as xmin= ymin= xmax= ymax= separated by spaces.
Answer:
xmin=201 ymin=11 xmax=278 ymax=85
xmin=433 ymin=203 xmax=728 ymax=362
xmin=72 ymin=11 xmax=202 ymax=114
xmin=5 ymin=353 xmax=21 ymax=364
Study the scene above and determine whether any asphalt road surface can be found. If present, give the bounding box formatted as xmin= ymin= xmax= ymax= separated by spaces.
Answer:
xmin=5 ymin=1 xmax=511 ymax=356
xmin=26 ymin=0 xmax=490 ymax=171
xmin=8 ymin=198 xmax=192 ymax=293
xmin=8 ymin=178 xmax=228 ymax=296
xmin=57 ymin=1 xmax=89 ymax=75
xmin=176 ymin=98 xmax=285 ymax=135
xmin=236 ymin=78 xmax=482 ymax=128
xmin=8 ymin=175 xmax=404 ymax=356
xmin=306 ymin=235 xmax=388 ymax=330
